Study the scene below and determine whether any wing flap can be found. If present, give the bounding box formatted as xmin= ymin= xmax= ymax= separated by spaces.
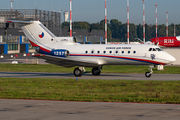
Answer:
xmin=33 ymin=54 xmax=99 ymax=67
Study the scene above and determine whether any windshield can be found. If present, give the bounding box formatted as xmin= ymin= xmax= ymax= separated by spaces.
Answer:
xmin=156 ymin=48 xmax=162 ymax=51
xmin=149 ymin=47 xmax=163 ymax=52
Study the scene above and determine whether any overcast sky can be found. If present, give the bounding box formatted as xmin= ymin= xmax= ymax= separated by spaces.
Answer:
xmin=1 ymin=0 xmax=180 ymax=25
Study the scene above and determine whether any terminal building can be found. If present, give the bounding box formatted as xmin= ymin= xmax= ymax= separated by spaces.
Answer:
xmin=0 ymin=9 xmax=104 ymax=55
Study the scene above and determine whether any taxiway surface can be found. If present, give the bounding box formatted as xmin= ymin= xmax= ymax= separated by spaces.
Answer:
xmin=0 ymin=71 xmax=180 ymax=80
xmin=0 ymin=99 xmax=180 ymax=120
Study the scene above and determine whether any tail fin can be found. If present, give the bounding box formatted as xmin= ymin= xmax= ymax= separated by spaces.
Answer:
xmin=6 ymin=20 xmax=56 ymax=46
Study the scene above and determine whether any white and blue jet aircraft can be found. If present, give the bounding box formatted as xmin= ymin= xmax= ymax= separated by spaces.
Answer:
xmin=6 ymin=20 xmax=176 ymax=77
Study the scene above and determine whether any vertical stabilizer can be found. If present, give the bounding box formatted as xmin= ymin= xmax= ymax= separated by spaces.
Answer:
xmin=21 ymin=21 xmax=56 ymax=46
xmin=6 ymin=20 xmax=56 ymax=47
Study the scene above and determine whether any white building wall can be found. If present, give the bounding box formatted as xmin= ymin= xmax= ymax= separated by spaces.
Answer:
xmin=64 ymin=11 xmax=69 ymax=22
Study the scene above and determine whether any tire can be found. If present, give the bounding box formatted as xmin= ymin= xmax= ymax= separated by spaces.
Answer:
xmin=145 ymin=72 xmax=151 ymax=78
xmin=74 ymin=68 xmax=83 ymax=77
xmin=92 ymin=67 xmax=101 ymax=76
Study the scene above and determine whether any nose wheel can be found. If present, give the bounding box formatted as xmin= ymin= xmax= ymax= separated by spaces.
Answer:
xmin=145 ymin=66 xmax=154 ymax=78
xmin=145 ymin=72 xmax=151 ymax=77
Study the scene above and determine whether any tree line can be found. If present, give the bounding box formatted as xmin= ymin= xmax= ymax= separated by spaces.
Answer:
xmin=62 ymin=19 xmax=180 ymax=42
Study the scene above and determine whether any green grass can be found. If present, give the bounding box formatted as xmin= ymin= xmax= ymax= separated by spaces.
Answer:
xmin=0 ymin=63 xmax=179 ymax=103
xmin=0 ymin=78 xmax=180 ymax=104
xmin=0 ymin=63 xmax=180 ymax=74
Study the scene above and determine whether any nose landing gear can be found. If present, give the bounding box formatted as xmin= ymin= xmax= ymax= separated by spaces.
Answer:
xmin=145 ymin=66 xmax=154 ymax=77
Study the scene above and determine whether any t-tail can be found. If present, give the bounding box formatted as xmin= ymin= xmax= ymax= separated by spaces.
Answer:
xmin=6 ymin=20 xmax=74 ymax=48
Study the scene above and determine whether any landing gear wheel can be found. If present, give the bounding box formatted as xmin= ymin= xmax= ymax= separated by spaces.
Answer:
xmin=145 ymin=66 xmax=154 ymax=78
xmin=145 ymin=72 xmax=151 ymax=77
xmin=74 ymin=68 xmax=83 ymax=77
xmin=92 ymin=67 xmax=101 ymax=76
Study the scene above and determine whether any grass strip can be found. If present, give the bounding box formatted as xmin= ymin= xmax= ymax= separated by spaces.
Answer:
xmin=0 ymin=78 xmax=180 ymax=104
xmin=0 ymin=63 xmax=180 ymax=74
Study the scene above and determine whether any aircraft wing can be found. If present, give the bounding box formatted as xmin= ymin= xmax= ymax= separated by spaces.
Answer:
xmin=33 ymin=54 xmax=99 ymax=67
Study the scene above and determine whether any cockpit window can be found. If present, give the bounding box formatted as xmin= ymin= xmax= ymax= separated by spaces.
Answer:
xmin=156 ymin=48 xmax=163 ymax=51
xmin=149 ymin=47 xmax=163 ymax=52
xmin=156 ymin=48 xmax=161 ymax=51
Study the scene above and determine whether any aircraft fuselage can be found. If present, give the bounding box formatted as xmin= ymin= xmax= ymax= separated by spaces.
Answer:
xmin=150 ymin=36 xmax=180 ymax=47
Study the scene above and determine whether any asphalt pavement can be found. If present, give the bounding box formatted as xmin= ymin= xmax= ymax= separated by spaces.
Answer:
xmin=0 ymin=99 xmax=180 ymax=120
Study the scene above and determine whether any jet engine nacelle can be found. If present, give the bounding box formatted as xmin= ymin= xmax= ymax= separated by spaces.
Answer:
xmin=35 ymin=47 xmax=69 ymax=57
xmin=51 ymin=49 xmax=69 ymax=57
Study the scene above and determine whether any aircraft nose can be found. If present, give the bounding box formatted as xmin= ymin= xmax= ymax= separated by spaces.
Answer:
xmin=167 ymin=54 xmax=176 ymax=63
xmin=171 ymin=56 xmax=176 ymax=62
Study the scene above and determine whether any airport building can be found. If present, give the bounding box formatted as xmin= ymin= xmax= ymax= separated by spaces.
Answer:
xmin=0 ymin=9 xmax=61 ymax=54
xmin=0 ymin=9 xmax=62 ymax=36
xmin=0 ymin=9 xmax=104 ymax=55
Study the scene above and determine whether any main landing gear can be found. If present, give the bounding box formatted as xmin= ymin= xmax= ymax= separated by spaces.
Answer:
xmin=73 ymin=66 xmax=102 ymax=77
xmin=145 ymin=66 xmax=154 ymax=78
xmin=73 ymin=67 xmax=85 ymax=77
xmin=92 ymin=67 xmax=102 ymax=76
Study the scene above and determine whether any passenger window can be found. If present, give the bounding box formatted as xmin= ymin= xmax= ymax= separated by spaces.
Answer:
xmin=116 ymin=51 xmax=118 ymax=54
xmin=133 ymin=51 xmax=136 ymax=54
xmin=128 ymin=51 xmax=130 ymax=54
xmin=91 ymin=51 xmax=94 ymax=54
xmin=85 ymin=51 xmax=88 ymax=54
xmin=97 ymin=51 xmax=100 ymax=54
xmin=122 ymin=51 xmax=124 ymax=54
xmin=109 ymin=51 xmax=112 ymax=54
xmin=103 ymin=51 xmax=106 ymax=54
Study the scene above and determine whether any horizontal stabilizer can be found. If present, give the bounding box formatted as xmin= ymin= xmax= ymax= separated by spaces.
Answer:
xmin=6 ymin=20 xmax=33 ymax=24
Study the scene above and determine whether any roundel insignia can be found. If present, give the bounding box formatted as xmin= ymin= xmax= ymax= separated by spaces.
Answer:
xmin=38 ymin=32 xmax=44 ymax=38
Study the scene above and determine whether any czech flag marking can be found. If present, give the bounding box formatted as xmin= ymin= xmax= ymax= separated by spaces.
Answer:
xmin=38 ymin=32 xmax=44 ymax=38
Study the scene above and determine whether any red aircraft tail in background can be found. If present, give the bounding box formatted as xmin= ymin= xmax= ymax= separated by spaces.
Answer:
xmin=150 ymin=36 xmax=180 ymax=47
